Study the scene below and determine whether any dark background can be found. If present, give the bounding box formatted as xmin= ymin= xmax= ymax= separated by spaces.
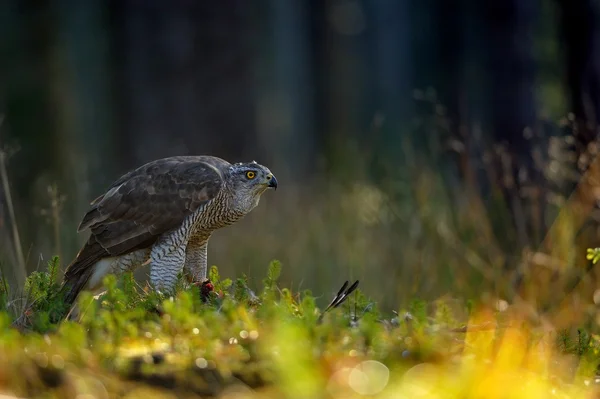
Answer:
xmin=2 ymin=0 xmax=600 ymax=314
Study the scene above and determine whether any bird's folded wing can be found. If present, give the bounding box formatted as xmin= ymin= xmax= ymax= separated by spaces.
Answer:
xmin=78 ymin=157 xmax=228 ymax=257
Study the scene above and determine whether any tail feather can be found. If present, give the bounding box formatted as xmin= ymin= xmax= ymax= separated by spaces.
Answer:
xmin=59 ymin=236 xmax=109 ymax=310
xmin=59 ymin=267 xmax=96 ymax=309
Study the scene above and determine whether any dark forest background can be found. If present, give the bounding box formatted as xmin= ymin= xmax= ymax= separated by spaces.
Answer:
xmin=2 ymin=0 xmax=600 ymax=322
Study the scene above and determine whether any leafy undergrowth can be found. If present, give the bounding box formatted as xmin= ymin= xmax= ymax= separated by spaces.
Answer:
xmin=0 ymin=259 xmax=600 ymax=398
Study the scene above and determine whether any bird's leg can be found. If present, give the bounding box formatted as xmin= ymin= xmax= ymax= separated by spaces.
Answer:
xmin=149 ymin=229 xmax=187 ymax=296
xmin=183 ymin=235 xmax=210 ymax=284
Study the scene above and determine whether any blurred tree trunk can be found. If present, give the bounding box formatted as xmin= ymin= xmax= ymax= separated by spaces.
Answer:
xmin=433 ymin=0 xmax=465 ymax=126
xmin=364 ymin=0 xmax=412 ymax=167
xmin=322 ymin=0 xmax=371 ymax=164
xmin=0 ymin=0 xmax=63 ymax=278
xmin=480 ymin=0 xmax=539 ymax=252
xmin=257 ymin=0 xmax=317 ymax=178
xmin=111 ymin=0 xmax=259 ymax=171
xmin=51 ymin=0 xmax=116 ymax=262
xmin=307 ymin=0 xmax=329 ymax=166
xmin=321 ymin=0 xmax=413 ymax=178
xmin=0 ymin=0 xmax=19 ymax=280
xmin=558 ymin=0 xmax=600 ymax=147
xmin=0 ymin=0 xmax=116 ymax=271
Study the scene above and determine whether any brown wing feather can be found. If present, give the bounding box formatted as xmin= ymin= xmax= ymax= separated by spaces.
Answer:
xmin=60 ymin=156 xmax=230 ymax=306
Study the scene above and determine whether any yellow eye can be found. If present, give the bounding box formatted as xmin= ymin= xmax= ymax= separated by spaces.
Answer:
xmin=246 ymin=171 xmax=256 ymax=179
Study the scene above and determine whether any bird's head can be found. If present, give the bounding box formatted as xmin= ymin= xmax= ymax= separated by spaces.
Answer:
xmin=226 ymin=161 xmax=277 ymax=209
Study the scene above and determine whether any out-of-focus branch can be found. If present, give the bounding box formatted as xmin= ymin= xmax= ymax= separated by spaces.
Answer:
xmin=0 ymin=115 xmax=26 ymax=285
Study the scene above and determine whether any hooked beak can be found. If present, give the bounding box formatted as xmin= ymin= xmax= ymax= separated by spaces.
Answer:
xmin=266 ymin=173 xmax=278 ymax=190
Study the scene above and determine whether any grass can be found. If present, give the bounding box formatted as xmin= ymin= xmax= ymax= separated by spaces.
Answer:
xmin=0 ymin=255 xmax=598 ymax=398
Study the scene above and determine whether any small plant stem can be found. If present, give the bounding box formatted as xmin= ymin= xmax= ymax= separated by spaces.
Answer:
xmin=0 ymin=148 xmax=26 ymax=285
xmin=54 ymin=199 xmax=60 ymax=261
xmin=49 ymin=184 xmax=62 ymax=261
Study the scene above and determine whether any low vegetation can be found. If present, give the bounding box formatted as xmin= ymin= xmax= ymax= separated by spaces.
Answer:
xmin=2 ymin=106 xmax=600 ymax=397
xmin=0 ymin=255 xmax=598 ymax=398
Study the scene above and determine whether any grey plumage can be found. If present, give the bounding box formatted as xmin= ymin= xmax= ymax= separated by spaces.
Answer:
xmin=60 ymin=155 xmax=277 ymax=307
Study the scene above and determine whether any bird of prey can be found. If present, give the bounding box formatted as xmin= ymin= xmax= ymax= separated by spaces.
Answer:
xmin=59 ymin=155 xmax=278 ymax=307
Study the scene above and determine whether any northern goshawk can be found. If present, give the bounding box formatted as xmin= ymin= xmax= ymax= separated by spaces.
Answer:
xmin=60 ymin=155 xmax=277 ymax=306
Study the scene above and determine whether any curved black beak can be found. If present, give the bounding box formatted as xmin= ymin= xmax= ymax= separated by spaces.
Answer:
xmin=267 ymin=173 xmax=278 ymax=190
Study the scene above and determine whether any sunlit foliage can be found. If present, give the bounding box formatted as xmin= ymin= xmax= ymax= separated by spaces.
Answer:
xmin=0 ymin=258 xmax=598 ymax=398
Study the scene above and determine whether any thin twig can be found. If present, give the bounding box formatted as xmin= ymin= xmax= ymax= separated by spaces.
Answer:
xmin=40 ymin=184 xmax=65 ymax=261
xmin=449 ymin=321 xmax=499 ymax=333
xmin=0 ymin=119 xmax=26 ymax=286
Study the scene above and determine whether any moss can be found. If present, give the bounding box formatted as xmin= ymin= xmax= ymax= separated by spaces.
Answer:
xmin=0 ymin=258 xmax=599 ymax=398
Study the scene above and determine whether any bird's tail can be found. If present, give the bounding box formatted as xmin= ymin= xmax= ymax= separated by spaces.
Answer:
xmin=55 ymin=238 xmax=108 ymax=319
xmin=40 ymin=267 xmax=94 ymax=324
xmin=58 ymin=266 xmax=95 ymax=310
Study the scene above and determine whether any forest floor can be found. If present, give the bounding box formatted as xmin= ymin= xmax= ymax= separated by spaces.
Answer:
xmin=0 ymin=257 xmax=599 ymax=398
